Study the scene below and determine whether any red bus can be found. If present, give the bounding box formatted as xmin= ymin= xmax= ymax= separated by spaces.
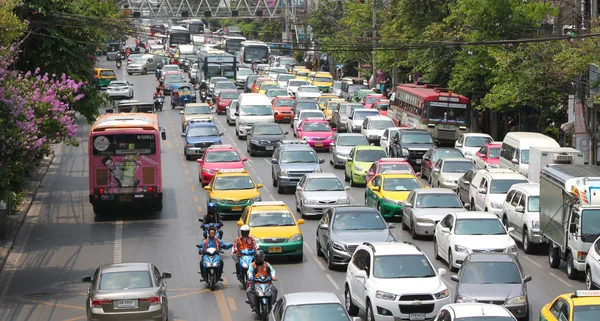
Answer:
xmin=88 ymin=113 xmax=166 ymax=215
xmin=390 ymin=82 xmax=470 ymax=143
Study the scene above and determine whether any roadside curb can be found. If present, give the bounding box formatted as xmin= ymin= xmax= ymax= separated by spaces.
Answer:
xmin=0 ymin=144 xmax=59 ymax=273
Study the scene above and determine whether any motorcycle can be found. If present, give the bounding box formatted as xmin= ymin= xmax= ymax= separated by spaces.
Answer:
xmin=196 ymin=245 xmax=222 ymax=291
xmin=252 ymin=276 xmax=274 ymax=321
xmin=236 ymin=249 xmax=255 ymax=289
xmin=154 ymin=96 xmax=164 ymax=111
xmin=116 ymin=60 xmax=122 ymax=69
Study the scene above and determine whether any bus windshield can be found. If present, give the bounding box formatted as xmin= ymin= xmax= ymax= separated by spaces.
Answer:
xmin=427 ymin=102 xmax=468 ymax=124
xmin=244 ymin=46 xmax=269 ymax=63
xmin=225 ymin=39 xmax=245 ymax=54
xmin=205 ymin=63 xmax=235 ymax=79
xmin=188 ymin=24 xmax=204 ymax=34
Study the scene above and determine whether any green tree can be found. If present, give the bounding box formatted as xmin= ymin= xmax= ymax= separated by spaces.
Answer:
xmin=0 ymin=0 xmax=26 ymax=46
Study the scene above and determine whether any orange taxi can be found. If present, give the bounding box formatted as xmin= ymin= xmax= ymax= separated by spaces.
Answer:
xmin=272 ymin=96 xmax=295 ymax=123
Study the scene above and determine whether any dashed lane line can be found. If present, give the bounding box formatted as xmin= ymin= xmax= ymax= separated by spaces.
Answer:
xmin=193 ymin=195 xmax=199 ymax=202
xmin=313 ymin=256 xmax=326 ymax=271
xmin=190 ymin=185 xmax=196 ymax=192
xmin=197 ymin=205 xmax=203 ymax=213
xmin=113 ymin=221 xmax=123 ymax=264
xmin=326 ymin=274 xmax=341 ymax=290
xmin=522 ymin=255 xmax=543 ymax=268
xmin=185 ymin=169 xmax=190 ymax=174
xmin=549 ymin=272 xmax=574 ymax=288
xmin=188 ymin=177 xmax=192 ymax=183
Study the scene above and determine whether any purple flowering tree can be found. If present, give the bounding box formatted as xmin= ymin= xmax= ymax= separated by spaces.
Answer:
xmin=0 ymin=48 xmax=83 ymax=195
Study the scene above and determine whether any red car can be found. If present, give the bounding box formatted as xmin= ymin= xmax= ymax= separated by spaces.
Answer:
xmin=272 ymin=96 xmax=295 ymax=123
xmin=366 ymin=158 xmax=415 ymax=184
xmin=473 ymin=142 xmax=502 ymax=169
xmin=372 ymin=99 xmax=390 ymax=116
xmin=196 ymin=145 xmax=248 ymax=186
xmin=420 ymin=147 xmax=464 ymax=180
xmin=363 ymin=94 xmax=386 ymax=108
xmin=215 ymin=90 xmax=239 ymax=114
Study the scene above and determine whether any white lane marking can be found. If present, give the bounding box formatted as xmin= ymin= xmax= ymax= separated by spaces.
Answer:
xmin=114 ymin=221 xmax=123 ymax=264
xmin=548 ymin=272 xmax=574 ymax=288
xmin=304 ymin=243 xmax=314 ymax=254
xmin=263 ymin=158 xmax=271 ymax=165
xmin=313 ymin=256 xmax=326 ymax=271
xmin=268 ymin=194 xmax=276 ymax=201
xmin=326 ymin=274 xmax=341 ymax=290
xmin=522 ymin=255 xmax=543 ymax=268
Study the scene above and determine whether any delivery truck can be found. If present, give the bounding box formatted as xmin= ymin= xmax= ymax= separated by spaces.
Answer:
xmin=541 ymin=164 xmax=600 ymax=279
xmin=528 ymin=147 xmax=584 ymax=183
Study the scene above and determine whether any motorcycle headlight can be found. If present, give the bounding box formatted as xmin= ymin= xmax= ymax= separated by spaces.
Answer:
xmin=375 ymin=290 xmax=397 ymax=301
xmin=506 ymin=296 xmax=527 ymax=305
xmin=456 ymin=295 xmax=478 ymax=303
xmin=288 ymin=234 xmax=302 ymax=242
xmin=434 ymin=289 xmax=450 ymax=300
xmin=454 ymin=245 xmax=470 ymax=253
xmin=241 ymin=262 xmax=248 ymax=269
xmin=211 ymin=261 xmax=219 ymax=267
xmin=505 ymin=245 xmax=518 ymax=253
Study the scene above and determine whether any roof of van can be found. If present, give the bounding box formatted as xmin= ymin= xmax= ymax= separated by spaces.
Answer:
xmin=503 ymin=132 xmax=559 ymax=148
xmin=238 ymin=93 xmax=271 ymax=103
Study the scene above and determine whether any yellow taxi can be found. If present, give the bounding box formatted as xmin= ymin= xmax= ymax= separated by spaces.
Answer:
xmin=305 ymin=72 xmax=317 ymax=84
xmin=312 ymin=72 xmax=335 ymax=93
xmin=93 ymin=68 xmax=117 ymax=89
xmin=364 ymin=170 xmax=424 ymax=220
xmin=237 ymin=201 xmax=304 ymax=261
xmin=317 ymin=94 xmax=340 ymax=110
xmin=540 ymin=290 xmax=600 ymax=321
xmin=294 ymin=69 xmax=310 ymax=80
xmin=204 ymin=169 xmax=262 ymax=218
xmin=292 ymin=66 xmax=309 ymax=74
xmin=324 ymin=99 xmax=345 ymax=121
xmin=258 ymin=81 xmax=279 ymax=94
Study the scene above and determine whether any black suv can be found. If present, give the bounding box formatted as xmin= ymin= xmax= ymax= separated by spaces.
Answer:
xmin=246 ymin=124 xmax=288 ymax=156
xmin=389 ymin=129 xmax=435 ymax=172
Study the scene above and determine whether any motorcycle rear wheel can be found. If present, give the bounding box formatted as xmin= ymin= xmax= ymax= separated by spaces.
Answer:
xmin=260 ymin=302 xmax=268 ymax=321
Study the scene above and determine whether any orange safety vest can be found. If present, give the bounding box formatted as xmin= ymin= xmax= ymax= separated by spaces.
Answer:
xmin=252 ymin=262 xmax=271 ymax=278
xmin=204 ymin=238 xmax=220 ymax=251
xmin=236 ymin=237 xmax=256 ymax=253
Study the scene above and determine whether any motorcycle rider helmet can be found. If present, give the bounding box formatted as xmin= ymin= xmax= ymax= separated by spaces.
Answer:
xmin=207 ymin=202 xmax=217 ymax=215
xmin=240 ymin=225 xmax=250 ymax=237
xmin=254 ymin=249 xmax=266 ymax=266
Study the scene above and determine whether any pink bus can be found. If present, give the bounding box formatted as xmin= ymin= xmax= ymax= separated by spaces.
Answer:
xmin=88 ymin=113 xmax=167 ymax=215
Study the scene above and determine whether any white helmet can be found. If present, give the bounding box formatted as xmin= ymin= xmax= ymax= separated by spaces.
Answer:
xmin=240 ymin=225 xmax=250 ymax=232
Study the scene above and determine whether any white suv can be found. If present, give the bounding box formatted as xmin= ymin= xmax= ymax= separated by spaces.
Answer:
xmin=468 ymin=168 xmax=528 ymax=217
xmin=344 ymin=242 xmax=450 ymax=321
xmin=501 ymin=183 xmax=542 ymax=254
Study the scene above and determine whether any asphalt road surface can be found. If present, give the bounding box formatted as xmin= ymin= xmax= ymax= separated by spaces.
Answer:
xmin=0 ymin=56 xmax=586 ymax=321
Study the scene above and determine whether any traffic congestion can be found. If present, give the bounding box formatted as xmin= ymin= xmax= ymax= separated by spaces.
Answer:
xmin=2 ymin=17 xmax=600 ymax=321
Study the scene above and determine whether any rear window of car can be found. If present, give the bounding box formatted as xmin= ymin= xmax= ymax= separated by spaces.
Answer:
xmin=99 ymin=271 xmax=153 ymax=290
xmin=100 ymin=70 xmax=116 ymax=77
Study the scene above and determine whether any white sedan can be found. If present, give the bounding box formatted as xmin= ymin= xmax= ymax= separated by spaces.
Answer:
xmin=106 ymin=81 xmax=134 ymax=99
xmin=454 ymin=133 xmax=493 ymax=159
xmin=295 ymin=85 xmax=321 ymax=100
xmin=433 ymin=211 xmax=517 ymax=272
xmin=287 ymin=80 xmax=308 ymax=97
xmin=585 ymin=236 xmax=600 ymax=289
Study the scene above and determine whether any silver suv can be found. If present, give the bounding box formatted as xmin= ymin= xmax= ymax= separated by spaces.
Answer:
xmin=271 ymin=141 xmax=324 ymax=194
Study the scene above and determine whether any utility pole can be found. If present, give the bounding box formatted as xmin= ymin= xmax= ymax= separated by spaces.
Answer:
xmin=371 ymin=0 xmax=376 ymax=88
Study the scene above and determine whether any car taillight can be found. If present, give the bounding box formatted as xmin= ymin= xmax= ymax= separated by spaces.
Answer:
xmin=99 ymin=188 xmax=105 ymax=194
xmin=91 ymin=299 xmax=112 ymax=308
xmin=147 ymin=186 xmax=153 ymax=193
xmin=140 ymin=296 xmax=161 ymax=305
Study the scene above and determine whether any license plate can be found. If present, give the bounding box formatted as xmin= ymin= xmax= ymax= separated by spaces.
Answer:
xmin=315 ymin=143 xmax=323 ymax=147
xmin=266 ymin=146 xmax=274 ymax=150
xmin=119 ymin=195 xmax=133 ymax=202
xmin=117 ymin=299 xmax=137 ymax=308
xmin=268 ymin=246 xmax=282 ymax=253
xmin=410 ymin=313 xmax=425 ymax=321
xmin=416 ymin=159 xmax=422 ymax=164
xmin=232 ymin=206 xmax=242 ymax=211
xmin=284 ymin=117 xmax=290 ymax=120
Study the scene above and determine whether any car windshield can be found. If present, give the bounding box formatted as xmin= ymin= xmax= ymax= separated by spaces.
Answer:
xmin=260 ymin=83 xmax=278 ymax=91
xmin=355 ymin=150 xmax=386 ymax=162
xmin=213 ymin=175 xmax=254 ymax=190
xmin=110 ymin=82 xmax=128 ymax=87
xmin=379 ymin=163 xmax=413 ymax=174
xmin=187 ymin=126 xmax=219 ymax=137
xmin=333 ymin=81 xmax=341 ymax=89
xmin=460 ymin=262 xmax=522 ymax=284
xmin=296 ymin=102 xmax=319 ymax=110
xmin=348 ymin=85 xmax=366 ymax=93
xmin=132 ymin=59 xmax=146 ymax=65
xmin=528 ymin=196 xmax=539 ymax=212
xmin=289 ymin=81 xmax=307 ymax=87
xmin=490 ymin=179 xmax=528 ymax=194
xmin=432 ymin=149 xmax=464 ymax=162
xmin=489 ymin=147 xmax=501 ymax=158
xmin=280 ymin=151 xmax=317 ymax=163
xmin=220 ymin=91 xmax=239 ymax=99
xmin=401 ymin=133 xmax=433 ymax=144
xmin=573 ymin=305 xmax=600 ymax=321
xmin=165 ymin=78 xmax=183 ymax=84
xmin=238 ymin=69 xmax=252 ymax=75
xmin=366 ymin=96 xmax=383 ymax=104
xmin=416 ymin=193 xmax=463 ymax=208
xmin=338 ymin=135 xmax=368 ymax=146
xmin=521 ymin=150 xmax=530 ymax=164
xmin=275 ymin=99 xmax=294 ymax=107
xmin=333 ymin=211 xmax=386 ymax=230
xmin=240 ymin=105 xmax=273 ymax=116
xmin=186 ymin=106 xmax=211 ymax=114
xmin=376 ymin=103 xmax=389 ymax=110
xmin=205 ymin=151 xmax=240 ymax=163
xmin=216 ymin=82 xmax=236 ymax=89
xmin=165 ymin=74 xmax=180 ymax=80
xmin=248 ymin=211 xmax=296 ymax=227
xmin=254 ymin=126 xmax=283 ymax=135
xmin=305 ymin=177 xmax=344 ymax=191
xmin=300 ymin=112 xmax=324 ymax=120
xmin=353 ymin=111 xmax=379 ymax=121
xmin=581 ymin=209 xmax=600 ymax=235
xmin=246 ymin=76 xmax=260 ymax=86
xmin=327 ymin=102 xmax=341 ymax=110
xmin=210 ymin=77 xmax=228 ymax=85
xmin=383 ymin=177 xmax=422 ymax=191
xmin=300 ymin=86 xmax=319 ymax=93
xmin=278 ymin=75 xmax=295 ymax=82
xmin=374 ymin=254 xmax=436 ymax=278
xmin=267 ymin=90 xmax=287 ymax=98
xmin=465 ymin=136 xmax=492 ymax=147
xmin=369 ymin=120 xmax=394 ymax=130
xmin=303 ymin=122 xmax=330 ymax=132
xmin=454 ymin=218 xmax=506 ymax=235
xmin=314 ymin=76 xmax=332 ymax=82
xmin=284 ymin=303 xmax=349 ymax=321
xmin=442 ymin=161 xmax=473 ymax=173
xmin=163 ymin=66 xmax=180 ymax=72
xmin=270 ymin=68 xmax=287 ymax=74
xmin=99 ymin=271 xmax=153 ymax=290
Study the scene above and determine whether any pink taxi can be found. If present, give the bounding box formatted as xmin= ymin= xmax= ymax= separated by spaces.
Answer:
xmin=473 ymin=142 xmax=501 ymax=169
xmin=295 ymin=119 xmax=336 ymax=150
xmin=364 ymin=93 xmax=386 ymax=108
xmin=196 ymin=145 xmax=248 ymax=186
xmin=365 ymin=158 xmax=416 ymax=184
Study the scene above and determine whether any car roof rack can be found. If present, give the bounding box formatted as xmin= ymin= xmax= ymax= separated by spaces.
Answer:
xmin=362 ymin=242 xmax=376 ymax=253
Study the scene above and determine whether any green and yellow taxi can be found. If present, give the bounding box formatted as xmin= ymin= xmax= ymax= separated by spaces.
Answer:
xmin=365 ymin=170 xmax=424 ymax=219
xmin=305 ymin=72 xmax=317 ymax=84
xmin=93 ymin=68 xmax=117 ymax=89
xmin=258 ymin=81 xmax=278 ymax=95
xmin=317 ymin=94 xmax=340 ymax=110
xmin=540 ymin=290 xmax=600 ymax=321
xmin=237 ymin=201 xmax=304 ymax=261
xmin=344 ymin=145 xmax=387 ymax=186
xmin=204 ymin=169 xmax=262 ymax=217
xmin=324 ymin=99 xmax=345 ymax=121
xmin=294 ymin=69 xmax=310 ymax=80
xmin=312 ymin=72 xmax=334 ymax=93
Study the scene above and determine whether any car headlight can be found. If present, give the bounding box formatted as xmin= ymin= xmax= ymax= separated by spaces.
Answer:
xmin=315 ymin=168 xmax=322 ymax=173
xmin=239 ymin=122 xmax=247 ymax=127
xmin=383 ymin=198 xmax=400 ymax=205
xmin=454 ymin=245 xmax=469 ymax=253
xmin=302 ymin=136 xmax=309 ymax=140
xmin=280 ymin=169 xmax=289 ymax=176
xmin=251 ymin=139 xmax=259 ymax=144
xmin=252 ymin=196 xmax=261 ymax=202
xmin=303 ymin=199 xmax=318 ymax=204
xmin=434 ymin=289 xmax=450 ymax=300
xmin=456 ymin=296 xmax=478 ymax=303
xmin=491 ymin=202 xmax=503 ymax=209
xmin=202 ymin=168 xmax=214 ymax=174
xmin=186 ymin=143 xmax=194 ymax=147
xmin=354 ymin=165 xmax=363 ymax=171
xmin=331 ymin=241 xmax=346 ymax=251
xmin=288 ymin=233 xmax=302 ymax=242
xmin=327 ymin=136 xmax=334 ymax=140
xmin=444 ymin=179 xmax=456 ymax=184
xmin=464 ymin=151 xmax=474 ymax=156
xmin=505 ymin=245 xmax=518 ymax=253
xmin=338 ymin=198 xmax=350 ymax=204
xmin=415 ymin=218 xmax=434 ymax=224
xmin=210 ymin=198 xmax=222 ymax=203
xmin=401 ymin=148 xmax=409 ymax=157
xmin=375 ymin=290 xmax=397 ymax=301
xmin=506 ymin=296 xmax=527 ymax=305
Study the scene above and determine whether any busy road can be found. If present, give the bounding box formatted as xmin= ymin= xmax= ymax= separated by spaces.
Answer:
xmin=0 ymin=57 xmax=586 ymax=321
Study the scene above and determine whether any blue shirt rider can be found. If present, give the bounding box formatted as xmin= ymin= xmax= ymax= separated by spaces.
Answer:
xmin=198 ymin=228 xmax=232 ymax=282
xmin=245 ymin=249 xmax=279 ymax=312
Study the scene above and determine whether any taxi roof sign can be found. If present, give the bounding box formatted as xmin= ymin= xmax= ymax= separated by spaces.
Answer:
xmin=573 ymin=290 xmax=600 ymax=297
xmin=217 ymin=169 xmax=247 ymax=174
xmin=251 ymin=201 xmax=286 ymax=207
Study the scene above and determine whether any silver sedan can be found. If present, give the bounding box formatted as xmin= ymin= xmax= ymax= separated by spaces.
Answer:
xmin=402 ymin=188 xmax=467 ymax=238
xmin=294 ymin=173 xmax=350 ymax=217
xmin=329 ymin=133 xmax=369 ymax=168
xmin=83 ymin=262 xmax=171 ymax=321
xmin=430 ymin=157 xmax=474 ymax=190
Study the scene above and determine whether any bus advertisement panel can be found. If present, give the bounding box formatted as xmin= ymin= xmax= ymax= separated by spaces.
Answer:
xmin=88 ymin=114 xmax=166 ymax=214
xmin=390 ymin=83 xmax=470 ymax=143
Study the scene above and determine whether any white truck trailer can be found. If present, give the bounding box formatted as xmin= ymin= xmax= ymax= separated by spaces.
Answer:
xmin=528 ymin=146 xmax=584 ymax=183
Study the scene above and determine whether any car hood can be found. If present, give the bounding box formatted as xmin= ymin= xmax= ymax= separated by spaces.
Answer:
xmin=365 ymin=129 xmax=386 ymax=136
xmin=288 ymin=86 xmax=299 ymax=91
xmin=185 ymin=114 xmax=213 ymax=122
xmin=453 ymin=234 xmax=514 ymax=251
xmin=301 ymin=131 xmax=334 ymax=138
xmin=252 ymin=226 xmax=302 ymax=239
xmin=128 ymin=64 xmax=143 ymax=68
xmin=412 ymin=207 xmax=467 ymax=221
xmin=211 ymin=189 xmax=259 ymax=200
xmin=440 ymin=172 xmax=465 ymax=181
xmin=402 ymin=143 xmax=434 ymax=151
xmin=297 ymin=92 xmax=321 ymax=98
xmin=334 ymin=145 xmax=354 ymax=155
xmin=218 ymin=98 xmax=233 ymax=105
xmin=457 ymin=283 xmax=523 ymax=302
xmin=186 ymin=136 xmax=221 ymax=144
xmin=331 ymin=229 xmax=392 ymax=244
xmin=203 ymin=162 xmax=245 ymax=171
xmin=303 ymin=191 xmax=348 ymax=201
xmin=252 ymin=134 xmax=285 ymax=142
xmin=375 ymin=276 xmax=446 ymax=295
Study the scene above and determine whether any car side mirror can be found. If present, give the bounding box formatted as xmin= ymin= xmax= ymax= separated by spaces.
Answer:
xmin=271 ymin=159 xmax=278 ymax=164
xmin=332 ymin=128 xmax=337 ymax=131
xmin=219 ymin=132 xmax=224 ymax=136
xmin=319 ymin=223 xmax=328 ymax=230
xmin=523 ymin=275 xmax=532 ymax=283
xmin=181 ymin=133 xmax=185 ymax=137
xmin=297 ymin=219 xmax=305 ymax=225
xmin=352 ymin=317 xmax=362 ymax=321
xmin=235 ymin=112 xmax=239 ymax=116
xmin=438 ymin=268 xmax=447 ymax=276
xmin=569 ymin=223 xmax=577 ymax=233
xmin=237 ymin=221 xmax=244 ymax=227
xmin=464 ymin=203 xmax=471 ymax=210
xmin=105 ymin=108 xmax=114 ymax=114
xmin=404 ymin=202 xmax=412 ymax=207
xmin=330 ymin=143 xmax=336 ymax=147
xmin=456 ymin=143 xmax=462 ymax=148
xmin=433 ymin=168 xmax=440 ymax=172
xmin=477 ymin=188 xmax=487 ymax=194
xmin=441 ymin=227 xmax=450 ymax=234
xmin=511 ymin=158 xmax=519 ymax=164
xmin=507 ymin=227 xmax=515 ymax=233
xmin=372 ymin=186 xmax=380 ymax=192
xmin=367 ymin=171 xmax=374 ymax=176
xmin=348 ymin=116 xmax=353 ymax=119
xmin=355 ymin=270 xmax=367 ymax=279
xmin=284 ymin=131 xmax=289 ymax=135
xmin=347 ymin=157 xmax=352 ymax=162
xmin=319 ymin=158 xmax=325 ymax=164
xmin=161 ymin=272 xmax=172 ymax=279
xmin=196 ymin=159 xmax=204 ymax=164
xmin=515 ymin=206 xmax=524 ymax=213
xmin=180 ymin=111 xmax=184 ymax=115
xmin=257 ymin=183 xmax=263 ymax=188
xmin=204 ymin=186 xmax=211 ymax=191
xmin=82 ymin=276 xmax=92 ymax=283
xmin=450 ymin=275 xmax=459 ymax=282
xmin=345 ymin=186 xmax=351 ymax=190
xmin=388 ymin=223 xmax=396 ymax=229
xmin=161 ymin=131 xmax=166 ymax=140
xmin=242 ymin=157 xmax=248 ymax=162
xmin=423 ymin=156 xmax=430 ymax=160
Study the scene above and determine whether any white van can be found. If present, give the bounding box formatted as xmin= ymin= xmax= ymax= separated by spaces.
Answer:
xmin=235 ymin=93 xmax=275 ymax=139
xmin=499 ymin=132 xmax=559 ymax=177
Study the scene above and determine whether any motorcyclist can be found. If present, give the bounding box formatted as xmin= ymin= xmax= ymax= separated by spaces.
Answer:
xmin=153 ymin=87 xmax=164 ymax=99
xmin=157 ymin=80 xmax=165 ymax=91
xmin=198 ymin=228 xmax=232 ymax=282
xmin=115 ymin=52 xmax=123 ymax=67
xmin=202 ymin=202 xmax=224 ymax=239
xmin=232 ymin=225 xmax=259 ymax=276
xmin=245 ymin=249 xmax=278 ymax=313
xmin=155 ymin=67 xmax=162 ymax=81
